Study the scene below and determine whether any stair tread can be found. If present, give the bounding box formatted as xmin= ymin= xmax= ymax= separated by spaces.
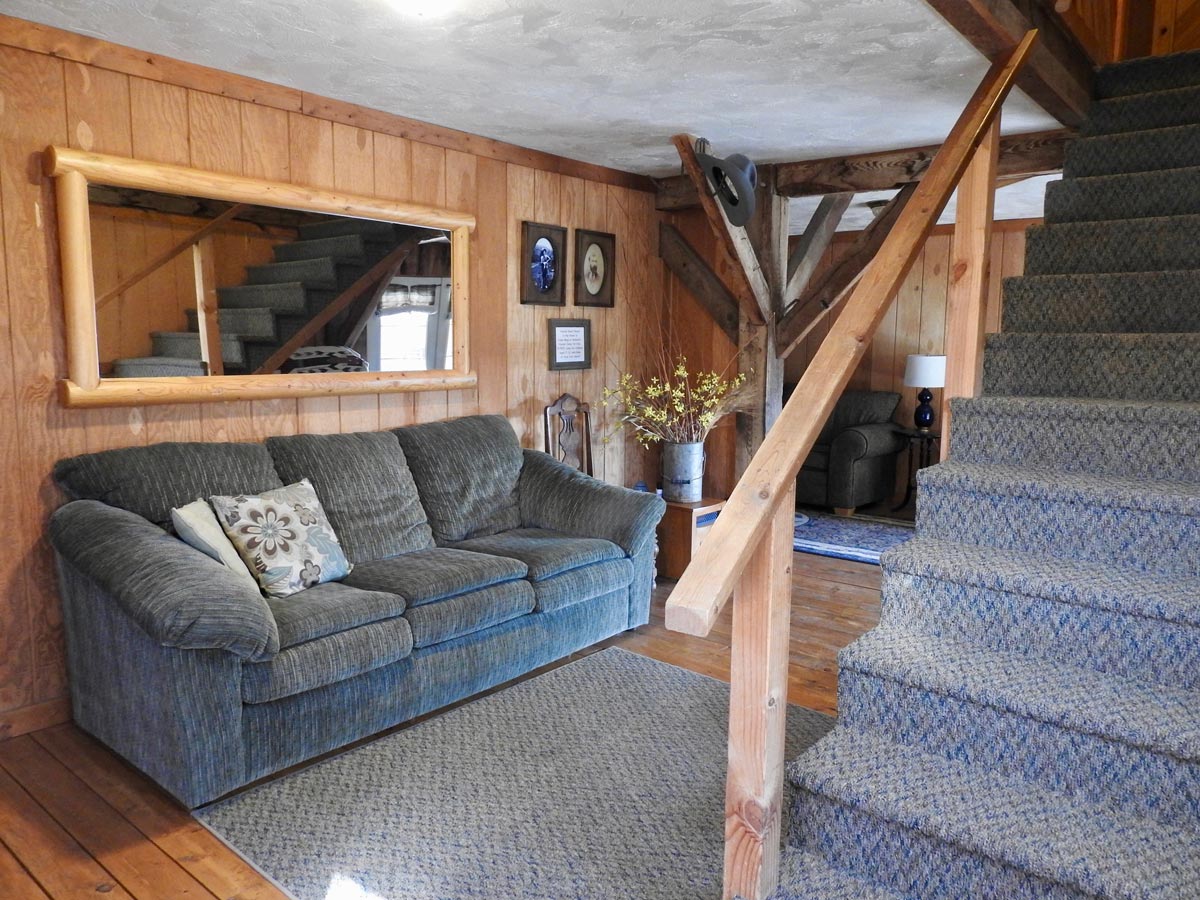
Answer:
xmin=884 ymin=536 xmax=1200 ymax=629
xmin=1097 ymin=47 xmax=1200 ymax=98
xmin=1083 ymin=82 xmax=1200 ymax=136
xmin=953 ymin=394 xmax=1200 ymax=422
xmin=767 ymin=849 xmax=907 ymax=900
xmin=921 ymin=459 xmax=1200 ymax=513
xmin=842 ymin=626 xmax=1200 ymax=759
xmin=790 ymin=726 xmax=1200 ymax=900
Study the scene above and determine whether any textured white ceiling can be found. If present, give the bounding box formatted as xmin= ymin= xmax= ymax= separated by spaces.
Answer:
xmin=5 ymin=0 xmax=1061 ymax=223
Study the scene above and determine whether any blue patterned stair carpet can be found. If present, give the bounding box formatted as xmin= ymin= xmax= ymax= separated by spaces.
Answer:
xmin=772 ymin=48 xmax=1200 ymax=900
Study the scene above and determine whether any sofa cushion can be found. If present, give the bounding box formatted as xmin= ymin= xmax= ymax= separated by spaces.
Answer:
xmin=267 ymin=582 xmax=407 ymax=648
xmin=54 ymin=441 xmax=283 ymax=531
xmin=170 ymin=499 xmax=261 ymax=593
xmin=211 ymin=480 xmax=353 ymax=599
xmin=533 ymin=557 xmax=633 ymax=614
xmin=449 ymin=528 xmax=624 ymax=581
xmin=266 ymin=432 xmax=433 ymax=563
xmin=242 ymin=616 xmax=414 ymax=704
xmin=405 ymin=581 xmax=534 ymax=648
xmin=343 ymin=548 xmax=527 ymax=606
xmin=392 ymin=415 xmax=522 ymax=543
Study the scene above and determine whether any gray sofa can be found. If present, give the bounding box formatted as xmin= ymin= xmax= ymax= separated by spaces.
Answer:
xmin=48 ymin=414 xmax=665 ymax=807
xmin=794 ymin=389 xmax=906 ymax=514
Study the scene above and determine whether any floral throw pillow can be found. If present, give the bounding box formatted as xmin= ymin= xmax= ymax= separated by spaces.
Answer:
xmin=210 ymin=479 xmax=352 ymax=599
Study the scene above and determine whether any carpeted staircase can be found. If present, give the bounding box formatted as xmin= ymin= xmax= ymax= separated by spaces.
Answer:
xmin=112 ymin=218 xmax=408 ymax=377
xmin=769 ymin=49 xmax=1200 ymax=899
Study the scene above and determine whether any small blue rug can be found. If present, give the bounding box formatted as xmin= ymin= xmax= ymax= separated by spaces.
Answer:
xmin=793 ymin=511 xmax=913 ymax=564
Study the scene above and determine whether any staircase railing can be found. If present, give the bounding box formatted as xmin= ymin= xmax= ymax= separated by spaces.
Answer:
xmin=663 ymin=30 xmax=1038 ymax=900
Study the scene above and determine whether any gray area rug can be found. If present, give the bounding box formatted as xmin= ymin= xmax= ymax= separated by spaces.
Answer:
xmin=197 ymin=647 xmax=834 ymax=900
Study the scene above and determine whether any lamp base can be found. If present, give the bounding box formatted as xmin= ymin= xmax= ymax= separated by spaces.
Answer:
xmin=914 ymin=387 xmax=935 ymax=432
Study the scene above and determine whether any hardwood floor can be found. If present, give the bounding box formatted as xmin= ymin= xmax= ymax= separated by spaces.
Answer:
xmin=0 ymin=553 xmax=880 ymax=899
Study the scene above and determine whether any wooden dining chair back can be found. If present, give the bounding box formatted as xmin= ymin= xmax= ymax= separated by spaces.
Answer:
xmin=543 ymin=393 xmax=593 ymax=476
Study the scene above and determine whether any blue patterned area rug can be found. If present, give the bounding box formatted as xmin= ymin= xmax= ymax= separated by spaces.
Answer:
xmin=196 ymin=648 xmax=833 ymax=900
xmin=793 ymin=511 xmax=913 ymax=565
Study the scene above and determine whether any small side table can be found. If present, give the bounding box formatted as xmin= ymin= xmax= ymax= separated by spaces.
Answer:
xmin=893 ymin=429 xmax=940 ymax=512
xmin=656 ymin=497 xmax=726 ymax=580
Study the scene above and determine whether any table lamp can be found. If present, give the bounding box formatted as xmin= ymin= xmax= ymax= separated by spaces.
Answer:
xmin=903 ymin=354 xmax=946 ymax=432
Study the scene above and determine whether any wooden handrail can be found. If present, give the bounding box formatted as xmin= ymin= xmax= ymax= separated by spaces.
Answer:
xmin=96 ymin=203 xmax=247 ymax=308
xmin=252 ymin=236 xmax=420 ymax=375
xmin=665 ymin=30 xmax=1038 ymax=639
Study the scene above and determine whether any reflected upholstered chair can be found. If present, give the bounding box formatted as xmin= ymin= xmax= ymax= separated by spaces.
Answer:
xmin=793 ymin=388 xmax=905 ymax=516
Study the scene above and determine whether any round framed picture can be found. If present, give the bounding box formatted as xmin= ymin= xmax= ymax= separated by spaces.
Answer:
xmin=574 ymin=229 xmax=615 ymax=307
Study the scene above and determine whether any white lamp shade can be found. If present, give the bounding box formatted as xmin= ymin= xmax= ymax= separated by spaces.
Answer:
xmin=903 ymin=354 xmax=946 ymax=388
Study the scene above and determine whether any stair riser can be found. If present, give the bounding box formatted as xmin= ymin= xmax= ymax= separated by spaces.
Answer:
xmin=1002 ymin=272 xmax=1200 ymax=333
xmin=1065 ymin=126 xmax=1200 ymax=178
xmin=789 ymin=791 xmax=1088 ymax=900
xmin=918 ymin=482 xmax=1200 ymax=578
xmin=949 ymin=404 xmax=1200 ymax=481
xmin=218 ymin=283 xmax=309 ymax=313
xmin=245 ymin=258 xmax=338 ymax=289
xmin=981 ymin=336 xmax=1200 ymax=402
xmin=1025 ymin=218 xmax=1200 ymax=275
xmin=838 ymin=670 xmax=1200 ymax=831
xmin=150 ymin=334 xmax=245 ymax=367
xmin=273 ymin=234 xmax=366 ymax=264
xmin=880 ymin=573 xmax=1200 ymax=690
xmin=1082 ymin=90 xmax=1200 ymax=137
xmin=1096 ymin=52 xmax=1200 ymax=98
xmin=186 ymin=309 xmax=276 ymax=341
xmin=1044 ymin=172 xmax=1200 ymax=224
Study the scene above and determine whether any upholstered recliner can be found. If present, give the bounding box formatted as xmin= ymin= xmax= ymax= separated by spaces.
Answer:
xmin=794 ymin=389 xmax=906 ymax=515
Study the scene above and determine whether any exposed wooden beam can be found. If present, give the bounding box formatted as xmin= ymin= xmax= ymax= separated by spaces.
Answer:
xmin=658 ymin=223 xmax=740 ymax=344
xmin=655 ymin=129 xmax=1070 ymax=209
xmin=775 ymin=183 xmax=917 ymax=360
xmin=671 ymin=134 xmax=770 ymax=324
xmin=923 ymin=0 xmax=1094 ymax=126
xmin=786 ymin=193 xmax=852 ymax=301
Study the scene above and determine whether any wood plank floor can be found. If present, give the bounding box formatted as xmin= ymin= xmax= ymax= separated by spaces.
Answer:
xmin=0 ymin=553 xmax=880 ymax=899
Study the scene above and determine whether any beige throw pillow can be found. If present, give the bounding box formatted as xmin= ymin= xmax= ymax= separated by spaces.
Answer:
xmin=210 ymin=479 xmax=353 ymax=599
xmin=171 ymin=499 xmax=262 ymax=593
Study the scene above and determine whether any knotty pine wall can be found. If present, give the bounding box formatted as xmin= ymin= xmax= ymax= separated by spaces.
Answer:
xmin=1154 ymin=0 xmax=1200 ymax=53
xmin=0 ymin=32 xmax=664 ymax=736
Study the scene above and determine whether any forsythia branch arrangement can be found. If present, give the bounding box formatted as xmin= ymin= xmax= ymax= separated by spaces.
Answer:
xmin=602 ymin=356 xmax=750 ymax=448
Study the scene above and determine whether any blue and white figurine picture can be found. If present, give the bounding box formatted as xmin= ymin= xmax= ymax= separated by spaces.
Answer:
xmin=521 ymin=221 xmax=567 ymax=305
xmin=531 ymin=237 xmax=556 ymax=292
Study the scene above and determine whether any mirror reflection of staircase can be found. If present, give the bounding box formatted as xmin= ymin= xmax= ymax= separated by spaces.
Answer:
xmin=112 ymin=217 xmax=414 ymax=378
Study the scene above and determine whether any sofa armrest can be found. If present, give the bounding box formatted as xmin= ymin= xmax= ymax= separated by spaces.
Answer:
xmin=518 ymin=450 xmax=666 ymax=557
xmin=830 ymin=423 xmax=905 ymax=463
xmin=49 ymin=500 xmax=279 ymax=661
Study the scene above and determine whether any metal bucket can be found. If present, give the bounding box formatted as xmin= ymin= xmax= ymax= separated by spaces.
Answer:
xmin=661 ymin=441 xmax=705 ymax=503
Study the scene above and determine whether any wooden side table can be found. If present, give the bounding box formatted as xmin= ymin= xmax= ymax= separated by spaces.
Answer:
xmin=893 ymin=428 xmax=941 ymax=511
xmin=656 ymin=497 xmax=727 ymax=580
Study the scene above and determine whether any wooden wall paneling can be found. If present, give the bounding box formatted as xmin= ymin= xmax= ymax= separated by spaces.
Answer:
xmin=287 ymin=112 xmax=342 ymax=435
xmin=91 ymin=214 xmax=121 ymax=365
xmin=472 ymin=156 xmax=509 ymax=422
xmin=985 ymin=234 xmax=1006 ymax=335
xmin=918 ymin=234 xmax=951 ymax=432
xmin=373 ymin=132 xmax=417 ymax=429
xmin=241 ymin=102 xmax=298 ymax=437
xmin=0 ymin=46 xmax=81 ymax=706
xmin=581 ymin=178 xmax=609 ymax=483
xmin=333 ymin=123 xmax=381 ymax=434
xmin=1174 ymin=0 xmax=1200 ymax=51
xmin=65 ymin=62 xmax=150 ymax=454
xmin=890 ymin=247 xmax=926 ymax=493
xmin=531 ymin=169 xmax=562 ymax=449
xmin=631 ymin=189 xmax=665 ymax=488
xmin=411 ymin=142 xmax=450 ymax=424
xmin=557 ymin=175 xmax=587 ymax=417
xmin=444 ymin=148 xmax=480 ymax=421
xmin=505 ymin=164 xmax=539 ymax=447
xmin=605 ymin=184 xmax=640 ymax=490
xmin=1154 ymin=0 xmax=1181 ymax=53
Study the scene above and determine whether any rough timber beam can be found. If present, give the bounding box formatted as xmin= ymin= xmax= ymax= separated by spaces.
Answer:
xmin=671 ymin=134 xmax=770 ymax=324
xmin=658 ymin=222 xmax=741 ymax=345
xmin=786 ymin=193 xmax=852 ymax=301
xmin=923 ymin=0 xmax=1094 ymax=126
xmin=655 ymin=129 xmax=1070 ymax=209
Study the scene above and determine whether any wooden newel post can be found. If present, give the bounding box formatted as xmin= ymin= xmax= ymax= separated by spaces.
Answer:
xmin=192 ymin=235 xmax=223 ymax=376
xmin=723 ymin=483 xmax=795 ymax=900
xmin=941 ymin=118 xmax=1000 ymax=459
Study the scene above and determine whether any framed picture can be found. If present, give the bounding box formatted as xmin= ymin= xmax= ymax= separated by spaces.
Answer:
xmin=548 ymin=318 xmax=592 ymax=371
xmin=521 ymin=221 xmax=567 ymax=306
xmin=574 ymin=229 xmax=616 ymax=307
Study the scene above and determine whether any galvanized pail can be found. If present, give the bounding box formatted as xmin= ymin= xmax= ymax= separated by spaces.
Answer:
xmin=661 ymin=441 xmax=705 ymax=502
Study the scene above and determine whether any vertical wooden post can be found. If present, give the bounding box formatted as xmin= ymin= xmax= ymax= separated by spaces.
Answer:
xmin=723 ymin=483 xmax=795 ymax=900
xmin=54 ymin=170 xmax=101 ymax=391
xmin=941 ymin=119 xmax=1000 ymax=460
xmin=192 ymin=235 xmax=223 ymax=376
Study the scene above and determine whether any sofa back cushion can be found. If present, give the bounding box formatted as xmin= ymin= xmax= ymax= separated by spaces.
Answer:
xmin=393 ymin=415 xmax=522 ymax=543
xmin=816 ymin=390 xmax=901 ymax=445
xmin=54 ymin=441 xmax=283 ymax=531
xmin=266 ymin=431 xmax=433 ymax=562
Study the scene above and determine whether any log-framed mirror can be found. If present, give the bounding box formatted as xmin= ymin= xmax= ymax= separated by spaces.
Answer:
xmin=45 ymin=146 xmax=476 ymax=408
